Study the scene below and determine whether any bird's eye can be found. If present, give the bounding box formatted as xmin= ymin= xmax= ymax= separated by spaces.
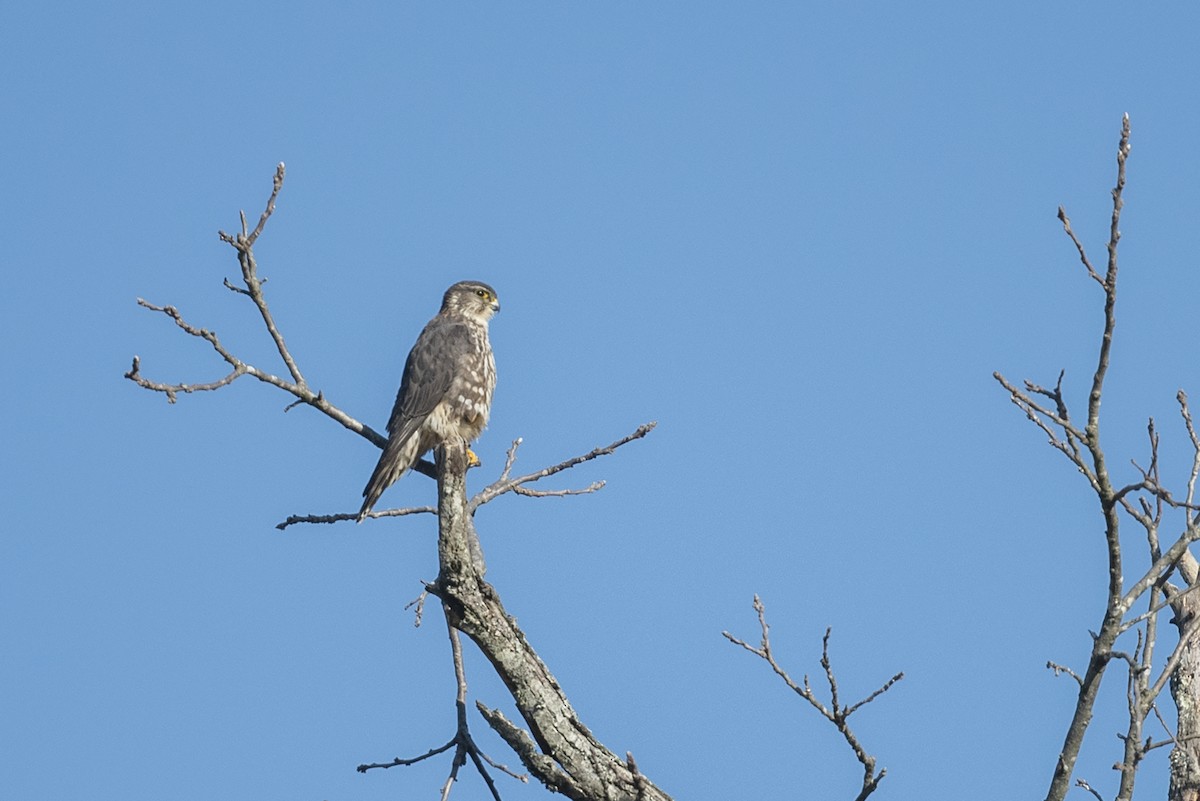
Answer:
xmin=476 ymin=289 xmax=488 ymax=299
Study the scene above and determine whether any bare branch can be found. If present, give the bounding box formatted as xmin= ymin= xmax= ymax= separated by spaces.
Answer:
xmin=357 ymin=611 xmax=526 ymax=801
xmin=1082 ymin=113 xmax=1130 ymax=472
xmin=1180 ymin=391 xmax=1200 ymax=525
xmin=127 ymin=165 xmax=440 ymax=484
xmin=1119 ymin=581 xmax=1200 ymax=635
xmin=434 ymin=443 xmax=673 ymax=800
xmin=1147 ymin=613 xmax=1200 ymax=703
xmin=1120 ymin=524 xmax=1200 ymax=612
xmin=248 ymin=161 xmax=285 ymax=244
xmin=475 ymin=748 xmax=529 ymax=785
xmin=511 ymin=481 xmax=605 ymax=498
xmin=222 ymin=276 xmax=251 ymax=296
xmin=993 ymin=372 xmax=1086 ymax=440
xmin=992 ymin=371 xmax=1097 ymax=489
xmin=282 ymin=423 xmax=645 ymax=528
xmin=1047 ymin=660 xmax=1085 ymax=688
xmin=1057 ymin=207 xmax=1105 ymax=287
xmin=125 ymin=300 xmax=251 ymax=402
xmin=998 ymin=115 xmax=1139 ymax=801
xmin=498 ymin=438 xmax=523 ymax=482
xmin=216 ymin=164 xmax=305 ymax=388
xmin=356 ymin=738 xmax=457 ymax=772
xmin=469 ymin=422 xmax=656 ymax=511
xmin=129 ymin=296 xmax=312 ymax=403
xmin=124 ymin=354 xmax=244 ymax=403
xmin=845 ymin=669 xmax=905 ymax=717
xmin=1074 ymin=778 xmax=1105 ymax=801
xmin=723 ymin=595 xmax=900 ymax=801
xmin=275 ymin=505 xmax=434 ymax=531
xmin=405 ymin=589 xmax=429 ymax=628
xmin=477 ymin=705 xmax=580 ymax=797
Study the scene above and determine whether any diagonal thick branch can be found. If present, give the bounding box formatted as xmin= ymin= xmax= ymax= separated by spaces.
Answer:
xmin=431 ymin=443 xmax=674 ymax=801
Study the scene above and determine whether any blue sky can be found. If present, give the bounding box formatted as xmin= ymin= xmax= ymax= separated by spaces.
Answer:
xmin=5 ymin=3 xmax=1200 ymax=799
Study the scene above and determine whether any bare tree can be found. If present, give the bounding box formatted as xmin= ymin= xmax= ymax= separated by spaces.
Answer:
xmin=125 ymin=164 xmax=670 ymax=801
xmin=995 ymin=115 xmax=1200 ymax=801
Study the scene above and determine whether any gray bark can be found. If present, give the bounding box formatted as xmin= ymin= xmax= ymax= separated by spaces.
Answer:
xmin=1170 ymin=554 xmax=1200 ymax=801
xmin=431 ymin=443 xmax=673 ymax=801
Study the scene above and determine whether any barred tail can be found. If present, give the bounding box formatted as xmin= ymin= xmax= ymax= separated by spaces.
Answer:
xmin=357 ymin=435 xmax=418 ymax=522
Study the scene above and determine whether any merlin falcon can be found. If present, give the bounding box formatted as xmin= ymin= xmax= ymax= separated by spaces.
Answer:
xmin=357 ymin=281 xmax=499 ymax=522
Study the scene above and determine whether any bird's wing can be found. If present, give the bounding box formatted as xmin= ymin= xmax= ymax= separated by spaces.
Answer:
xmin=358 ymin=318 xmax=477 ymax=519
xmin=385 ymin=317 xmax=476 ymax=446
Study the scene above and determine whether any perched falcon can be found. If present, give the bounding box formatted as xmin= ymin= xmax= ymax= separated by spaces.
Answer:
xmin=357 ymin=280 xmax=500 ymax=522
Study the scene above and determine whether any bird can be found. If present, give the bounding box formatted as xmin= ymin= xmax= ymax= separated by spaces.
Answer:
xmin=357 ymin=280 xmax=500 ymax=522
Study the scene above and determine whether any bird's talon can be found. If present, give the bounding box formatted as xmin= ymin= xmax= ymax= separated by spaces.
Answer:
xmin=466 ymin=448 xmax=481 ymax=468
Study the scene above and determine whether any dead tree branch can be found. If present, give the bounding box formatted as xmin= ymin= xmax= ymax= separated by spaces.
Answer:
xmin=127 ymin=166 xmax=672 ymax=799
xmin=1047 ymin=660 xmax=1085 ymax=688
xmin=995 ymin=115 xmax=1200 ymax=801
xmin=124 ymin=163 xmax=437 ymax=480
xmin=723 ymin=595 xmax=901 ymax=801
xmin=273 ymin=422 xmax=652 ymax=529
xmin=431 ymin=443 xmax=674 ymax=800
xmin=357 ymin=615 xmax=527 ymax=801
xmin=992 ymin=116 xmax=1138 ymax=801
xmin=469 ymin=423 xmax=657 ymax=512
xmin=275 ymin=505 xmax=436 ymax=531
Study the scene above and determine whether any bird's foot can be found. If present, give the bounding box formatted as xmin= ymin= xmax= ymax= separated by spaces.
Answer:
xmin=466 ymin=448 xmax=482 ymax=468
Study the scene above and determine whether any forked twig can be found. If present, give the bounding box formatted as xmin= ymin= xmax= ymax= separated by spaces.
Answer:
xmin=469 ymin=423 xmax=656 ymax=512
xmin=723 ymin=595 xmax=901 ymax=801
xmin=357 ymin=615 xmax=527 ymax=800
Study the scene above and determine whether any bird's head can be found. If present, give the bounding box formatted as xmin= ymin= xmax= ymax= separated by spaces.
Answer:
xmin=442 ymin=280 xmax=500 ymax=322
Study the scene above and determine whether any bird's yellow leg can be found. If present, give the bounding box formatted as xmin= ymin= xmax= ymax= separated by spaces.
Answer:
xmin=466 ymin=448 xmax=481 ymax=468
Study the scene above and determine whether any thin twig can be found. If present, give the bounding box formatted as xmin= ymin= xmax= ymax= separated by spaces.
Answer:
xmin=1047 ymin=660 xmax=1085 ymax=688
xmin=1075 ymin=778 xmax=1104 ymax=801
xmin=498 ymin=438 xmax=522 ymax=482
xmin=217 ymin=163 xmax=306 ymax=388
xmin=124 ymin=354 xmax=244 ymax=403
xmin=1180 ymin=391 xmax=1200 ymax=525
xmin=511 ymin=481 xmax=605 ymax=498
xmin=1057 ymin=207 xmax=1104 ymax=287
xmin=992 ymin=371 xmax=1098 ymax=491
xmin=357 ymin=739 xmax=456 ymax=771
xmin=405 ymin=589 xmax=429 ymax=628
xmin=276 ymin=505 xmax=435 ymax=531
